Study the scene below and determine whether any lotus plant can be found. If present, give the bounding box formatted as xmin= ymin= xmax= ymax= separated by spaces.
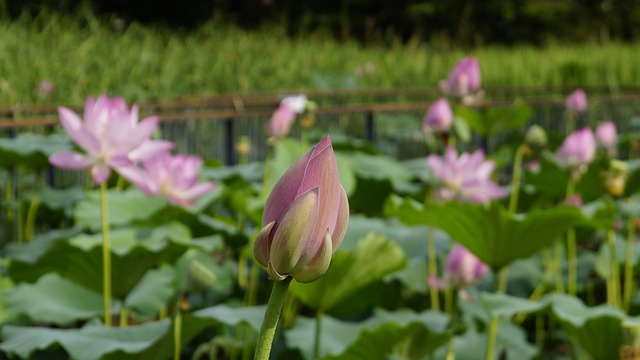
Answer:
xmin=429 ymin=245 xmax=489 ymax=290
xmin=555 ymin=127 xmax=596 ymax=180
xmin=439 ymin=56 xmax=482 ymax=104
xmin=49 ymin=95 xmax=174 ymax=184
xmin=596 ymin=121 xmax=617 ymax=157
xmin=427 ymin=146 xmax=505 ymax=204
xmin=565 ymin=88 xmax=587 ymax=115
xmin=267 ymin=94 xmax=308 ymax=140
xmin=253 ymin=135 xmax=349 ymax=360
xmin=118 ymin=152 xmax=215 ymax=207
xmin=422 ymin=98 xmax=453 ymax=135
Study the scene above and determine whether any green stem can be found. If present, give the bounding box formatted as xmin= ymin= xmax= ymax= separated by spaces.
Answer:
xmin=444 ymin=288 xmax=455 ymax=360
xmin=16 ymin=167 xmax=24 ymax=244
xmin=565 ymin=179 xmax=577 ymax=296
xmin=100 ymin=182 xmax=113 ymax=326
xmin=554 ymin=241 xmax=565 ymax=293
xmin=241 ymin=263 xmax=261 ymax=360
xmin=254 ymin=278 xmax=292 ymax=360
xmin=428 ymin=227 xmax=441 ymax=311
xmin=607 ymin=228 xmax=621 ymax=309
xmin=313 ymin=311 xmax=323 ymax=360
xmin=445 ymin=337 xmax=455 ymax=360
xmin=116 ymin=174 xmax=125 ymax=191
xmin=508 ymin=145 xmax=525 ymax=215
xmin=485 ymin=268 xmax=508 ymax=360
xmin=174 ymin=310 xmax=183 ymax=360
xmin=624 ymin=219 xmax=636 ymax=313
xmin=119 ymin=307 xmax=128 ymax=328
xmin=24 ymin=172 xmax=43 ymax=242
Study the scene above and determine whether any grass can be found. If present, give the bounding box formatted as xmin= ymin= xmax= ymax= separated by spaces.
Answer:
xmin=2 ymin=10 xmax=640 ymax=107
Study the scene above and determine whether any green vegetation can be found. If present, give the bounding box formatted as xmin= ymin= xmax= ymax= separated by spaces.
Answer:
xmin=2 ymin=11 xmax=640 ymax=106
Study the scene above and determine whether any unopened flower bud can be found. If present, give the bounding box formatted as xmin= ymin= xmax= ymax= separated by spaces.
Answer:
xmin=602 ymin=159 xmax=630 ymax=197
xmin=422 ymin=98 xmax=453 ymax=134
xmin=254 ymin=135 xmax=349 ymax=283
xmin=596 ymin=121 xmax=617 ymax=157
xmin=565 ymin=88 xmax=587 ymax=114
xmin=525 ymin=124 xmax=547 ymax=149
xmin=235 ymin=136 xmax=251 ymax=158
xmin=444 ymin=245 xmax=488 ymax=288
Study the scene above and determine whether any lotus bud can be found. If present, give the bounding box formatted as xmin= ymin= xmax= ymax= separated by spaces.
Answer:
xmin=555 ymin=128 xmax=596 ymax=179
xmin=596 ymin=121 xmax=617 ymax=156
xmin=563 ymin=194 xmax=583 ymax=208
xmin=525 ymin=124 xmax=548 ymax=149
xmin=235 ymin=136 xmax=251 ymax=158
xmin=187 ymin=260 xmax=217 ymax=291
xmin=439 ymin=57 xmax=481 ymax=97
xmin=422 ymin=98 xmax=453 ymax=134
xmin=444 ymin=245 xmax=488 ymax=288
xmin=602 ymin=159 xmax=630 ymax=197
xmin=254 ymin=135 xmax=349 ymax=283
xmin=565 ymin=88 xmax=587 ymax=114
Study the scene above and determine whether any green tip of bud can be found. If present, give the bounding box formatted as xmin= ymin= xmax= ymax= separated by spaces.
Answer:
xmin=187 ymin=260 xmax=217 ymax=290
xmin=525 ymin=124 xmax=547 ymax=148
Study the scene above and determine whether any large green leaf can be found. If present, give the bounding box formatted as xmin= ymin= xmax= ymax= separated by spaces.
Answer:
xmin=546 ymin=293 xmax=627 ymax=360
xmin=455 ymin=101 xmax=533 ymax=136
xmin=0 ymin=133 xmax=70 ymax=169
xmin=479 ymin=292 xmax=548 ymax=318
xmin=0 ymin=320 xmax=172 ymax=360
xmin=124 ymin=267 xmax=175 ymax=318
xmin=289 ymin=233 xmax=407 ymax=311
xmin=285 ymin=309 xmax=450 ymax=360
xmin=7 ymin=223 xmax=194 ymax=298
xmin=4 ymin=273 xmax=104 ymax=325
xmin=386 ymin=195 xmax=585 ymax=270
xmin=74 ymin=188 xmax=168 ymax=231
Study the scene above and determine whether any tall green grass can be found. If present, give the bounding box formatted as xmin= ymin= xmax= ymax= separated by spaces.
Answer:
xmin=2 ymin=11 xmax=640 ymax=106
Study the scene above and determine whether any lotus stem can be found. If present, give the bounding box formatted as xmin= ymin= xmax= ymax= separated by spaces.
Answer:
xmin=254 ymin=277 xmax=292 ymax=360
xmin=624 ymin=218 xmax=636 ymax=312
xmin=313 ymin=311 xmax=324 ymax=360
xmin=485 ymin=268 xmax=508 ymax=360
xmin=119 ymin=307 xmax=128 ymax=328
xmin=444 ymin=287 xmax=455 ymax=360
xmin=100 ymin=182 xmax=113 ymax=326
xmin=174 ymin=309 xmax=183 ymax=360
xmin=607 ymin=228 xmax=621 ymax=309
xmin=565 ymin=178 xmax=578 ymax=296
xmin=508 ymin=145 xmax=524 ymax=215
xmin=553 ymin=241 xmax=565 ymax=293
xmin=24 ymin=172 xmax=43 ymax=242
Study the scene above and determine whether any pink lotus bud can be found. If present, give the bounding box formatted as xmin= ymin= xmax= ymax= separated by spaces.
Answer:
xmin=422 ymin=98 xmax=453 ymax=134
xmin=36 ymin=80 xmax=54 ymax=100
xmin=267 ymin=104 xmax=296 ymax=139
xmin=444 ymin=245 xmax=488 ymax=288
xmin=254 ymin=135 xmax=349 ymax=283
xmin=563 ymin=194 xmax=583 ymax=208
xmin=439 ymin=57 xmax=481 ymax=97
xmin=595 ymin=121 xmax=617 ymax=156
xmin=565 ymin=88 xmax=587 ymax=114
xmin=555 ymin=128 xmax=596 ymax=170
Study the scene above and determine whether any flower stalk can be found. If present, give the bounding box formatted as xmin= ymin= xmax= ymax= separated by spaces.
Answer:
xmin=100 ymin=182 xmax=113 ymax=326
xmin=254 ymin=278 xmax=292 ymax=360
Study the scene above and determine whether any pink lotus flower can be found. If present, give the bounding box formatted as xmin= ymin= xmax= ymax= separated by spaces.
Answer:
xmin=555 ymin=128 xmax=596 ymax=170
xmin=422 ymin=98 xmax=453 ymax=134
xmin=427 ymin=147 xmax=505 ymax=204
xmin=267 ymin=95 xmax=308 ymax=139
xmin=565 ymin=88 xmax=587 ymax=114
xmin=429 ymin=245 xmax=488 ymax=289
xmin=439 ymin=57 xmax=481 ymax=97
xmin=596 ymin=121 xmax=617 ymax=156
xmin=49 ymin=95 xmax=174 ymax=184
xmin=254 ymin=135 xmax=349 ymax=283
xmin=118 ymin=153 xmax=215 ymax=207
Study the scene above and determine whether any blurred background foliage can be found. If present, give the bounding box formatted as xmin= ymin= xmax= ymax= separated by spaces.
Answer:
xmin=3 ymin=0 xmax=640 ymax=46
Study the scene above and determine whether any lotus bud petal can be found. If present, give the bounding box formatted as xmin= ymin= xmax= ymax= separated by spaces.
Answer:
xmin=422 ymin=98 xmax=453 ymax=134
xmin=565 ymin=88 xmax=587 ymax=114
xmin=596 ymin=121 xmax=617 ymax=156
xmin=291 ymin=231 xmax=333 ymax=283
xmin=555 ymin=128 xmax=596 ymax=170
xmin=254 ymin=135 xmax=349 ymax=283
xmin=444 ymin=245 xmax=488 ymax=288
xmin=441 ymin=57 xmax=481 ymax=97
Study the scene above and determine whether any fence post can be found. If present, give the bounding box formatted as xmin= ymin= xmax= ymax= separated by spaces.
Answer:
xmin=365 ymin=111 xmax=376 ymax=142
xmin=225 ymin=117 xmax=235 ymax=165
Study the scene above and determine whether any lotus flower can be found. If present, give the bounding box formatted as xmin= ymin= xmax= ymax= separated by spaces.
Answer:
xmin=49 ymin=95 xmax=174 ymax=184
xmin=254 ymin=135 xmax=349 ymax=283
xmin=118 ymin=153 xmax=215 ymax=207
xmin=429 ymin=245 xmax=488 ymax=289
xmin=439 ymin=57 xmax=481 ymax=97
xmin=427 ymin=146 xmax=505 ymax=204
xmin=565 ymin=88 xmax=587 ymax=114
xmin=422 ymin=98 xmax=453 ymax=134
xmin=596 ymin=121 xmax=617 ymax=156
xmin=555 ymin=128 xmax=596 ymax=171
xmin=267 ymin=95 xmax=309 ymax=139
